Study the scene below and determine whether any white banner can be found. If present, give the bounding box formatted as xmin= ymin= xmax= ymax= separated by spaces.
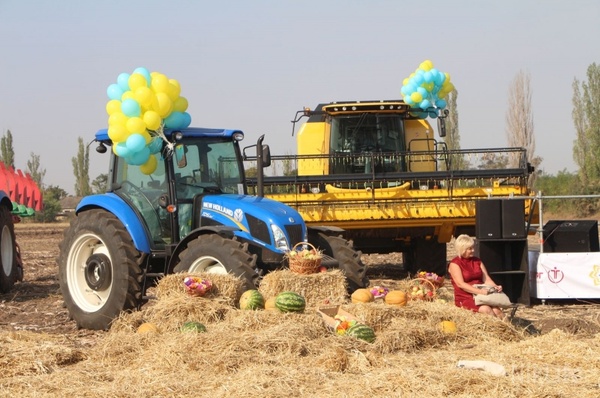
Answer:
xmin=532 ymin=252 xmax=600 ymax=299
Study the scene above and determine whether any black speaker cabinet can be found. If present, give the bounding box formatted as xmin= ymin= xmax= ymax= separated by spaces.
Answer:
xmin=502 ymin=199 xmax=526 ymax=239
xmin=543 ymin=220 xmax=600 ymax=252
xmin=476 ymin=200 xmax=502 ymax=239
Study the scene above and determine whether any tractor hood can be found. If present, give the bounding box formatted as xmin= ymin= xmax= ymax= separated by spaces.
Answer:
xmin=199 ymin=193 xmax=306 ymax=249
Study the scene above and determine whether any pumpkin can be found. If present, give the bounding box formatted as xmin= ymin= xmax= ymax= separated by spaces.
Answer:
xmin=137 ymin=322 xmax=159 ymax=334
xmin=181 ymin=321 xmax=207 ymax=333
xmin=351 ymin=288 xmax=374 ymax=303
xmin=384 ymin=290 xmax=408 ymax=307
xmin=264 ymin=297 xmax=278 ymax=311
xmin=239 ymin=289 xmax=265 ymax=310
xmin=439 ymin=320 xmax=457 ymax=334
xmin=274 ymin=291 xmax=306 ymax=313
xmin=346 ymin=323 xmax=376 ymax=343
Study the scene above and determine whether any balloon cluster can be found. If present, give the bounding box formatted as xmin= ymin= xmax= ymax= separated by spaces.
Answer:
xmin=400 ymin=60 xmax=454 ymax=116
xmin=105 ymin=67 xmax=192 ymax=175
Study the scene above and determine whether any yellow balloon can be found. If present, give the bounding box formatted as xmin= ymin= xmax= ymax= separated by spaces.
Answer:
xmin=402 ymin=78 xmax=409 ymax=86
xmin=134 ymin=86 xmax=154 ymax=108
xmin=420 ymin=60 xmax=433 ymax=71
xmin=410 ymin=92 xmax=423 ymax=103
xmin=126 ymin=117 xmax=147 ymax=134
xmin=121 ymin=90 xmax=135 ymax=101
xmin=151 ymin=74 xmax=169 ymax=93
xmin=108 ymin=112 xmax=128 ymax=127
xmin=167 ymin=79 xmax=181 ymax=101
xmin=108 ymin=125 xmax=129 ymax=142
xmin=423 ymin=82 xmax=434 ymax=92
xmin=106 ymin=99 xmax=122 ymax=115
xmin=155 ymin=92 xmax=173 ymax=117
xmin=173 ymin=96 xmax=188 ymax=112
xmin=141 ymin=130 xmax=152 ymax=144
xmin=140 ymin=155 xmax=158 ymax=175
xmin=143 ymin=110 xmax=162 ymax=131
xmin=129 ymin=73 xmax=148 ymax=91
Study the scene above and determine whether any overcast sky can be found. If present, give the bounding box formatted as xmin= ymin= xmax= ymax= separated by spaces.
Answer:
xmin=1 ymin=0 xmax=598 ymax=195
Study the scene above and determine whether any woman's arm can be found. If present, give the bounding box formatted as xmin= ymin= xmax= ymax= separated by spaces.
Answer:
xmin=480 ymin=263 xmax=502 ymax=292
xmin=448 ymin=262 xmax=491 ymax=295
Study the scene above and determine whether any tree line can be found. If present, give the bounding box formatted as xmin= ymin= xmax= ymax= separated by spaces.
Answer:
xmin=1 ymin=62 xmax=598 ymax=222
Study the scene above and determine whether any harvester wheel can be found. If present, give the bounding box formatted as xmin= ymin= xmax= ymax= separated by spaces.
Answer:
xmin=0 ymin=206 xmax=17 ymax=293
xmin=174 ymin=234 xmax=258 ymax=290
xmin=311 ymin=232 xmax=369 ymax=292
xmin=58 ymin=209 xmax=144 ymax=330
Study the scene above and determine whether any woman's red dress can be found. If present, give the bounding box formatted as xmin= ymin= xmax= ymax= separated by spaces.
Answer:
xmin=449 ymin=255 xmax=484 ymax=312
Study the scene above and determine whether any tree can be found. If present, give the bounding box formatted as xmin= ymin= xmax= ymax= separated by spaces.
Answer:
xmin=505 ymin=70 xmax=540 ymax=188
xmin=91 ymin=173 xmax=108 ymax=194
xmin=34 ymin=185 xmax=68 ymax=223
xmin=572 ymin=63 xmax=600 ymax=188
xmin=72 ymin=137 xmax=91 ymax=196
xmin=26 ymin=152 xmax=46 ymax=189
xmin=1 ymin=129 xmax=15 ymax=167
xmin=442 ymin=89 xmax=469 ymax=170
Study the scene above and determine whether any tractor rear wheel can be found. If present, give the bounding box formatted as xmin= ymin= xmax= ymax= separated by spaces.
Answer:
xmin=174 ymin=234 xmax=258 ymax=291
xmin=58 ymin=209 xmax=144 ymax=330
xmin=310 ymin=232 xmax=369 ymax=292
xmin=0 ymin=206 xmax=17 ymax=293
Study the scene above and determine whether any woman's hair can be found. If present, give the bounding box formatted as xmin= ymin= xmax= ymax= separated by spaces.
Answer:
xmin=454 ymin=234 xmax=475 ymax=257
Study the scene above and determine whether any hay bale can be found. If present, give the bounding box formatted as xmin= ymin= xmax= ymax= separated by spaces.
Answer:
xmin=155 ymin=272 xmax=246 ymax=305
xmin=259 ymin=269 xmax=348 ymax=308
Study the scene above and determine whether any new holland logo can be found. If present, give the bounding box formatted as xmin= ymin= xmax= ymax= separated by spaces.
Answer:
xmin=234 ymin=209 xmax=244 ymax=222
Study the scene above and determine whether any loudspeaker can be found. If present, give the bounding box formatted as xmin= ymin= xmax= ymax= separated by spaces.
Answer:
xmin=476 ymin=200 xmax=502 ymax=239
xmin=502 ymin=200 xmax=526 ymax=238
xmin=543 ymin=220 xmax=600 ymax=252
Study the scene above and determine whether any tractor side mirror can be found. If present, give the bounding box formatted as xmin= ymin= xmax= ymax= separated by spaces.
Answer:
xmin=261 ymin=144 xmax=271 ymax=168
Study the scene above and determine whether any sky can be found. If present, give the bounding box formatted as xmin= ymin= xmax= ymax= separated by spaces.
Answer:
xmin=0 ymin=0 xmax=598 ymax=195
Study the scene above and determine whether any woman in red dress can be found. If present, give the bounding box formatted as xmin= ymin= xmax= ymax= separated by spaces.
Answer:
xmin=448 ymin=234 xmax=505 ymax=319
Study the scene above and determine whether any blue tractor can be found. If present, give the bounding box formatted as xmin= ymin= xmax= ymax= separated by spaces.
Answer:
xmin=58 ymin=128 xmax=368 ymax=330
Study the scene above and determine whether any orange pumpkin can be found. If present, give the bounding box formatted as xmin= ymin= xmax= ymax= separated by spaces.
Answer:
xmin=137 ymin=322 xmax=159 ymax=334
xmin=264 ymin=297 xmax=278 ymax=311
xmin=351 ymin=288 xmax=374 ymax=303
xmin=384 ymin=290 xmax=408 ymax=307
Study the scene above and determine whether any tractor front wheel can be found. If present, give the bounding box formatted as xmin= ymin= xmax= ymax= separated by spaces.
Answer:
xmin=58 ymin=209 xmax=144 ymax=330
xmin=174 ymin=234 xmax=258 ymax=291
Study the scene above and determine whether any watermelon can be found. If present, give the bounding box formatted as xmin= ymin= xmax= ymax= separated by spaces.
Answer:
xmin=346 ymin=323 xmax=376 ymax=343
xmin=181 ymin=321 xmax=207 ymax=333
xmin=239 ymin=290 xmax=265 ymax=310
xmin=274 ymin=291 xmax=306 ymax=313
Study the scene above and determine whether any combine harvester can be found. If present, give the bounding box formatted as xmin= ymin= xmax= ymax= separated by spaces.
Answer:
xmin=0 ymin=161 xmax=43 ymax=292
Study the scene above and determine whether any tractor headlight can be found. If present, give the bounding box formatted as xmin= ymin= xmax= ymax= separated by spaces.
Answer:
xmin=270 ymin=224 xmax=289 ymax=251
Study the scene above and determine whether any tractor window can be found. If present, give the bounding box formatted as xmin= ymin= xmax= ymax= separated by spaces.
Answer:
xmin=330 ymin=114 xmax=406 ymax=173
xmin=112 ymin=153 xmax=169 ymax=247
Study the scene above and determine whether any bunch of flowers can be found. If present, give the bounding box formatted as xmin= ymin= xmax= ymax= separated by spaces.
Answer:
xmin=369 ymin=285 xmax=389 ymax=299
xmin=334 ymin=315 xmax=358 ymax=335
xmin=183 ymin=276 xmax=213 ymax=297
xmin=417 ymin=271 xmax=445 ymax=288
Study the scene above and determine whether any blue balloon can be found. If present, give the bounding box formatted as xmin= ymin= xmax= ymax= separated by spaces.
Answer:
xmin=117 ymin=72 xmax=131 ymax=92
xmin=132 ymin=67 xmax=151 ymax=86
xmin=419 ymin=99 xmax=431 ymax=110
xmin=413 ymin=74 xmax=424 ymax=85
xmin=148 ymin=136 xmax=163 ymax=154
xmin=164 ymin=111 xmax=185 ymax=129
xmin=115 ymin=142 xmax=130 ymax=158
xmin=417 ymin=87 xmax=428 ymax=97
xmin=121 ymin=98 xmax=141 ymax=117
xmin=435 ymin=99 xmax=447 ymax=109
xmin=180 ymin=112 xmax=192 ymax=129
xmin=107 ymin=84 xmax=124 ymax=101
xmin=127 ymin=147 xmax=151 ymax=166
xmin=423 ymin=71 xmax=433 ymax=83
xmin=404 ymin=95 xmax=414 ymax=105
xmin=126 ymin=133 xmax=147 ymax=152
xmin=429 ymin=111 xmax=438 ymax=119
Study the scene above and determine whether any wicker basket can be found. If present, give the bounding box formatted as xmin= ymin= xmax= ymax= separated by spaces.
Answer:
xmin=286 ymin=242 xmax=322 ymax=274
xmin=408 ymin=277 xmax=437 ymax=301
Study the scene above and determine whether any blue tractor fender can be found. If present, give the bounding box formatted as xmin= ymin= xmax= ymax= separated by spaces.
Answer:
xmin=166 ymin=225 xmax=239 ymax=273
xmin=76 ymin=193 xmax=152 ymax=253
